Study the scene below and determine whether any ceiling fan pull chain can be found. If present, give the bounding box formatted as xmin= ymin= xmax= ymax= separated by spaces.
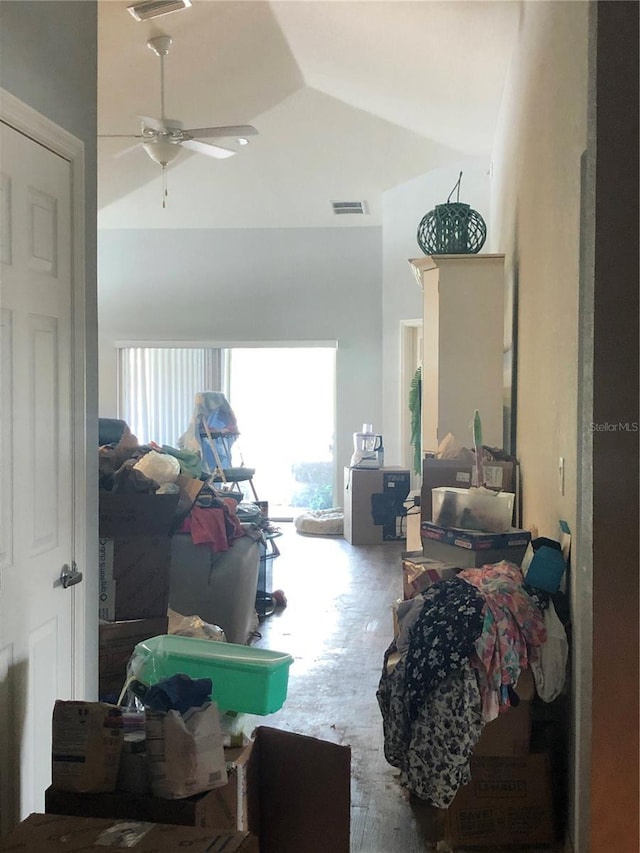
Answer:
xmin=162 ymin=165 xmax=168 ymax=208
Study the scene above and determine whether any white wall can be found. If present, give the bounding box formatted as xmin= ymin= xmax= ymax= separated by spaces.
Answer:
xmin=99 ymin=165 xmax=498 ymax=491
xmin=490 ymin=2 xmax=589 ymax=849
xmin=381 ymin=158 xmax=492 ymax=471
xmin=0 ymin=1 xmax=99 ymax=451
xmin=98 ymin=226 xmax=382 ymax=482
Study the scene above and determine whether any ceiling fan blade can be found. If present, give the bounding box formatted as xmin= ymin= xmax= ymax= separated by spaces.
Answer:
xmin=182 ymin=125 xmax=258 ymax=140
xmin=138 ymin=114 xmax=184 ymax=133
xmin=181 ymin=139 xmax=236 ymax=159
xmin=98 ymin=134 xmax=145 ymax=139
xmin=113 ymin=142 xmax=144 ymax=159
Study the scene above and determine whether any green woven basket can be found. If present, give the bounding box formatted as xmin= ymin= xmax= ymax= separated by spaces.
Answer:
xmin=417 ymin=172 xmax=487 ymax=255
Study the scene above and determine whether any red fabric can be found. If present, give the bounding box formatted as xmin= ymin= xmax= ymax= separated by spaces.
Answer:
xmin=221 ymin=498 xmax=245 ymax=541
xmin=181 ymin=505 xmax=230 ymax=552
xmin=178 ymin=499 xmax=246 ymax=553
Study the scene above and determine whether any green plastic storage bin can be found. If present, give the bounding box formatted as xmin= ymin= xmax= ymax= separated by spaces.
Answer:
xmin=128 ymin=634 xmax=294 ymax=715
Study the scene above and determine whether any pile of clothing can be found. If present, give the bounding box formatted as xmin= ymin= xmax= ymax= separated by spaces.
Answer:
xmin=177 ymin=489 xmax=245 ymax=553
xmin=98 ymin=424 xmax=250 ymax=553
xmin=377 ymin=560 xmax=568 ymax=808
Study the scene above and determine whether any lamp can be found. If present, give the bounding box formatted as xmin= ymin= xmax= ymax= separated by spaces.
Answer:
xmin=142 ymin=139 xmax=182 ymax=167
xmin=142 ymin=140 xmax=182 ymax=208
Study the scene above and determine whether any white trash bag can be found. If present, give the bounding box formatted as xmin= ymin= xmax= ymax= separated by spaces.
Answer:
xmin=134 ymin=450 xmax=180 ymax=486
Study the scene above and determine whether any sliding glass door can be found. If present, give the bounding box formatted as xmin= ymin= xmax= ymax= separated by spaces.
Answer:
xmin=228 ymin=347 xmax=336 ymax=519
xmin=117 ymin=344 xmax=336 ymax=520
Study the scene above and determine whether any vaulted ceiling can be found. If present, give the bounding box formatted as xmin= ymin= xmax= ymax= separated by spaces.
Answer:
xmin=98 ymin=0 xmax=520 ymax=229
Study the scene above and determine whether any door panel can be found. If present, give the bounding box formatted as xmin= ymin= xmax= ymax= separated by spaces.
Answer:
xmin=1 ymin=309 xmax=14 ymax=570
xmin=0 ymin=120 xmax=76 ymax=826
xmin=30 ymin=315 xmax=60 ymax=553
xmin=27 ymin=618 xmax=59 ymax=812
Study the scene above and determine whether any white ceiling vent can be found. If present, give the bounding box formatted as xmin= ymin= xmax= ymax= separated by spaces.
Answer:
xmin=331 ymin=200 xmax=369 ymax=216
xmin=127 ymin=0 xmax=192 ymax=22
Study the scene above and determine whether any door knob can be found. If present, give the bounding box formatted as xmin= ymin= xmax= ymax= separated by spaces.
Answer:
xmin=60 ymin=562 xmax=83 ymax=588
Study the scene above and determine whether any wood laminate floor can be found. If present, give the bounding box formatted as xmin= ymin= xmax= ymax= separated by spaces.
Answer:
xmin=230 ymin=523 xmax=563 ymax=853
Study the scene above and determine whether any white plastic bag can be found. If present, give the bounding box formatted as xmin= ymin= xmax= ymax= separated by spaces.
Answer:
xmin=133 ymin=450 xmax=180 ymax=486
xmin=145 ymin=701 xmax=227 ymax=799
xmin=167 ymin=608 xmax=227 ymax=642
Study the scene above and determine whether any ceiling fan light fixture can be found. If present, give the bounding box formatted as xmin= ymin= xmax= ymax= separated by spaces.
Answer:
xmin=143 ymin=139 xmax=182 ymax=167
xmin=127 ymin=0 xmax=191 ymax=22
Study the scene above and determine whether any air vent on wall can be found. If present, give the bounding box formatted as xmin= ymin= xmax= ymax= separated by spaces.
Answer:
xmin=127 ymin=0 xmax=191 ymax=22
xmin=331 ymin=201 xmax=369 ymax=216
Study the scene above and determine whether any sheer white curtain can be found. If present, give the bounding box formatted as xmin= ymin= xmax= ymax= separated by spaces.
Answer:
xmin=118 ymin=347 xmax=227 ymax=446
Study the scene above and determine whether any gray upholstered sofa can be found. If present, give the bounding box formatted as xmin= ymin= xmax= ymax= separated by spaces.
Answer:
xmin=169 ymin=526 xmax=261 ymax=645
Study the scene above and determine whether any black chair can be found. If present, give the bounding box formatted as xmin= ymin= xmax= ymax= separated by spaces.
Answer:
xmin=98 ymin=417 xmax=128 ymax=446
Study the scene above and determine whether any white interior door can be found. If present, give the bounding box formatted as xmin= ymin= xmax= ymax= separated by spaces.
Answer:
xmin=0 ymin=119 xmax=80 ymax=828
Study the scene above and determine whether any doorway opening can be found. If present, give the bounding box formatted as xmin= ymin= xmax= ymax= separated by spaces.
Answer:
xmin=400 ymin=320 xmax=423 ymax=489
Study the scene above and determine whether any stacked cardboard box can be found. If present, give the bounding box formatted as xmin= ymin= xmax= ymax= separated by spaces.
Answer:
xmin=421 ymin=521 xmax=531 ymax=568
xmin=401 ymin=551 xmax=460 ymax=600
xmin=98 ymin=491 xmax=179 ymax=623
xmin=45 ymin=727 xmax=351 ymax=853
xmin=97 ymin=476 xmax=204 ymax=699
xmin=421 ymin=457 xmax=517 ymax=525
xmin=445 ymin=753 xmax=555 ymax=847
xmin=99 ymin=616 xmax=169 ymax=698
xmin=343 ymin=467 xmax=410 ymax=545
xmin=445 ymin=669 xmax=555 ymax=848
xmin=397 ymin=468 xmax=554 ymax=848
xmin=418 ymin=457 xmax=529 ymax=568
xmin=2 ymin=814 xmax=257 ymax=852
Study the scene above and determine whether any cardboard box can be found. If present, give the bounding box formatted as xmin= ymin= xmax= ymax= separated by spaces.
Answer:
xmin=46 ymin=726 xmax=351 ymax=853
xmin=47 ymin=735 xmax=253 ymax=829
xmin=343 ymin=467 xmax=410 ymax=545
xmin=99 ymin=616 xmax=169 ymax=699
xmin=421 ymin=523 xmax=531 ymax=568
xmin=98 ymin=491 xmax=179 ymax=621
xmin=421 ymin=522 xmax=531 ymax=550
xmin=51 ymin=701 xmax=123 ymax=794
xmin=405 ymin=509 xmax=422 ymax=551
xmin=401 ymin=551 xmax=459 ymax=599
xmin=446 ymin=753 xmax=555 ymax=848
xmin=174 ymin=474 xmax=208 ymax=525
xmin=421 ymin=458 xmax=516 ymax=523
xmin=421 ymin=539 xmax=528 ymax=568
xmin=1 ymin=814 xmax=257 ymax=852
xmin=117 ymin=735 xmax=149 ymax=794
xmin=212 ymin=738 xmax=254 ymax=831
xmin=474 ymin=703 xmax=532 ymax=758
xmin=46 ymin=778 xmax=232 ymax=830
xmin=474 ymin=671 xmax=535 ymax=758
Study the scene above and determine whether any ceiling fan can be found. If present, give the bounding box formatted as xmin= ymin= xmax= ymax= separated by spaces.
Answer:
xmin=101 ymin=34 xmax=258 ymax=198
